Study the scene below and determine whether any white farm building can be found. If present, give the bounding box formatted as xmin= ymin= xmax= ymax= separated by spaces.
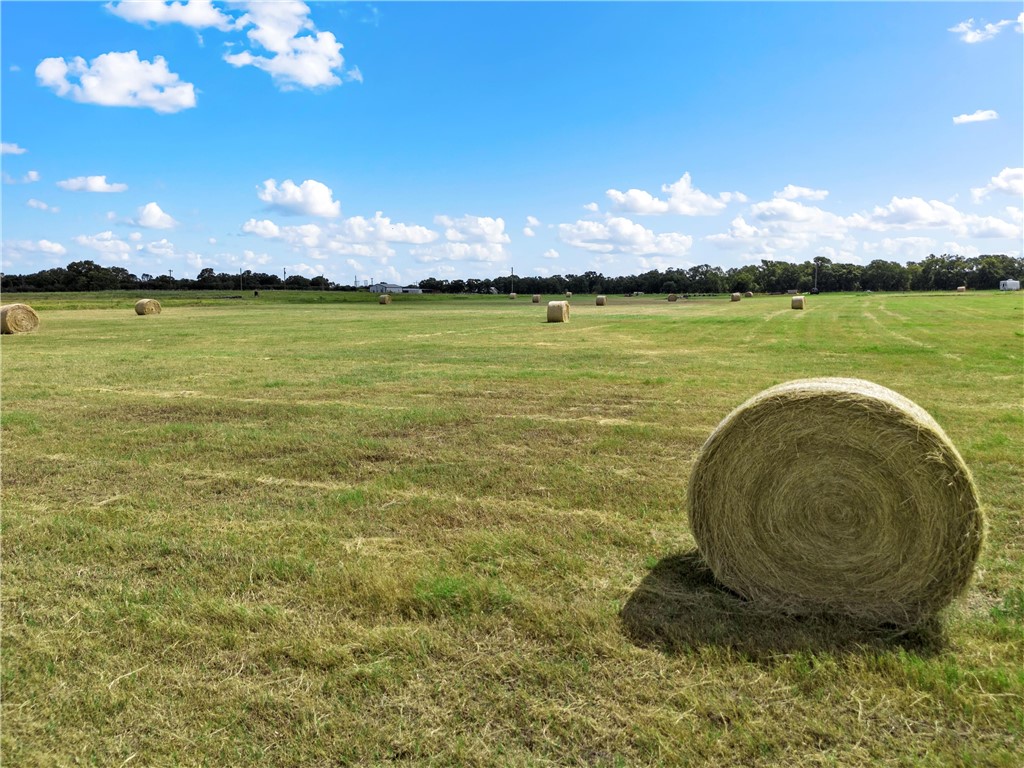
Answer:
xmin=999 ymin=280 xmax=1020 ymax=291
xmin=369 ymin=282 xmax=423 ymax=294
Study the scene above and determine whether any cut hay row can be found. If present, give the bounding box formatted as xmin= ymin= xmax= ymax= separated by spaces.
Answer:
xmin=0 ymin=303 xmax=40 ymax=334
xmin=134 ymin=298 xmax=161 ymax=315
xmin=687 ymin=377 xmax=983 ymax=625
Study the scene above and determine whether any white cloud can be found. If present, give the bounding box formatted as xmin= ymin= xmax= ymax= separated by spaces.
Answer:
xmin=56 ymin=175 xmax=128 ymax=192
xmin=242 ymin=218 xmax=281 ymax=238
xmin=342 ymin=211 xmax=438 ymax=244
xmin=74 ymin=231 xmax=132 ymax=256
xmin=435 ymin=214 xmax=510 ymax=244
xmin=257 ymin=178 xmax=340 ymax=218
xmin=971 ymin=167 xmax=1023 ymax=202
xmin=953 ymin=109 xmax=999 ymax=125
xmin=23 ymin=170 xmax=40 ymax=183
xmin=861 ymin=236 xmax=937 ymax=259
xmin=135 ymin=201 xmax=178 ymax=229
xmin=948 ymin=17 xmax=1015 ymax=43
xmin=849 ymin=196 xmax=1020 ymax=239
xmin=775 ymin=184 xmax=829 ymax=201
xmin=1 ymin=142 xmax=27 ymax=155
xmin=526 ymin=215 xmax=540 ymax=227
xmin=522 ymin=227 xmax=535 ymax=237
xmin=542 ymin=249 xmax=559 ymax=259
xmin=3 ymin=239 xmax=67 ymax=256
xmin=143 ymin=237 xmax=176 ymax=257
xmin=583 ymin=202 xmax=599 ymax=212
xmin=606 ymin=172 xmax=746 ymax=216
xmin=224 ymin=1 xmax=351 ymax=90
xmin=36 ymin=50 xmax=196 ymax=113
xmin=26 ymin=198 xmax=59 ymax=213
xmin=941 ymin=241 xmax=981 ymax=259
xmin=411 ymin=242 xmax=508 ymax=263
xmin=106 ymin=1 xmax=234 ymax=30
xmin=129 ymin=232 xmax=143 ymax=241
xmin=559 ymin=216 xmax=693 ymax=257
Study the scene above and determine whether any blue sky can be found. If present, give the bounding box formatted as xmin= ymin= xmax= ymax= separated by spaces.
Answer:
xmin=2 ymin=1 xmax=1022 ymax=285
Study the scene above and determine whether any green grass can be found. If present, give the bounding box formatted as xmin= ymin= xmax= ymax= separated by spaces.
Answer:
xmin=2 ymin=291 xmax=1022 ymax=766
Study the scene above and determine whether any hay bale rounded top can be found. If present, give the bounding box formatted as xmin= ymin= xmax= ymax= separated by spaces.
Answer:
xmin=731 ymin=292 xmax=742 ymax=302
xmin=596 ymin=295 xmax=607 ymax=306
xmin=744 ymin=291 xmax=754 ymax=298
xmin=532 ymin=294 xmax=541 ymax=303
xmin=546 ymin=300 xmax=569 ymax=323
xmin=379 ymin=294 xmax=392 ymax=305
xmin=667 ymin=294 xmax=678 ymax=302
xmin=135 ymin=299 xmax=161 ymax=315
xmin=509 ymin=292 xmax=517 ymax=299
xmin=1 ymin=303 xmax=40 ymax=334
xmin=687 ymin=377 xmax=983 ymax=625
xmin=792 ymin=295 xmax=805 ymax=309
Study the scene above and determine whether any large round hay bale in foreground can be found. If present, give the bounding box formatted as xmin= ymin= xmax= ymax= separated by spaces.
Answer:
xmin=379 ymin=294 xmax=392 ymax=305
xmin=731 ymin=292 xmax=742 ymax=302
xmin=687 ymin=378 xmax=983 ymax=624
xmin=134 ymin=299 xmax=161 ymax=315
xmin=791 ymin=295 xmax=805 ymax=310
xmin=546 ymin=300 xmax=569 ymax=323
xmin=596 ymin=295 xmax=607 ymax=306
xmin=532 ymin=294 xmax=541 ymax=303
xmin=1 ymin=303 xmax=40 ymax=334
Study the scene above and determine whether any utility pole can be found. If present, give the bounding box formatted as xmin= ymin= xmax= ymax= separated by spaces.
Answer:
xmin=239 ymin=268 xmax=242 ymax=292
xmin=510 ymin=267 xmax=515 ymax=294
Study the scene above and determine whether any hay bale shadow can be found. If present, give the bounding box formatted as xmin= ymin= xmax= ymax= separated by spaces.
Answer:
xmin=620 ymin=550 xmax=946 ymax=659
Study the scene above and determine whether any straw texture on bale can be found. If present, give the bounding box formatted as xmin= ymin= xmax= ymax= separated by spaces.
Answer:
xmin=731 ymin=293 xmax=742 ymax=302
xmin=134 ymin=299 xmax=161 ymax=315
xmin=957 ymin=286 xmax=966 ymax=293
xmin=791 ymin=295 xmax=805 ymax=310
xmin=532 ymin=294 xmax=541 ymax=303
xmin=744 ymin=291 xmax=754 ymax=298
xmin=509 ymin=293 xmax=517 ymax=300
xmin=687 ymin=377 xmax=983 ymax=624
xmin=546 ymin=300 xmax=570 ymax=323
xmin=667 ymin=294 xmax=678 ymax=302
xmin=1 ymin=303 xmax=40 ymax=334
xmin=379 ymin=294 xmax=392 ymax=305
xmin=596 ymin=295 xmax=607 ymax=306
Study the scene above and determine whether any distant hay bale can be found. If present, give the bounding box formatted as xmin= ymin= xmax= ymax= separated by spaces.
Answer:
xmin=532 ymin=294 xmax=541 ymax=303
xmin=134 ymin=299 xmax=161 ymax=315
xmin=792 ymin=295 xmax=805 ymax=310
xmin=687 ymin=377 xmax=984 ymax=624
xmin=565 ymin=291 xmax=573 ymax=298
xmin=509 ymin=293 xmax=517 ymax=300
xmin=379 ymin=294 xmax=392 ymax=305
xmin=956 ymin=286 xmax=966 ymax=293
xmin=546 ymin=300 xmax=569 ymax=323
xmin=0 ymin=303 xmax=40 ymax=334
xmin=744 ymin=291 xmax=754 ymax=298
xmin=596 ymin=295 xmax=607 ymax=306
xmin=667 ymin=294 xmax=678 ymax=302
xmin=731 ymin=293 xmax=742 ymax=302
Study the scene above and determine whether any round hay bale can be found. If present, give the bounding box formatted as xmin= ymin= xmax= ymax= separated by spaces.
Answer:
xmin=596 ymin=295 xmax=607 ymax=306
xmin=956 ymin=286 xmax=966 ymax=293
xmin=379 ymin=294 xmax=392 ymax=305
xmin=509 ymin=292 xmax=517 ymax=300
xmin=791 ymin=295 xmax=805 ymax=310
xmin=134 ymin=299 xmax=161 ymax=315
xmin=687 ymin=378 xmax=983 ymax=624
xmin=667 ymin=294 xmax=678 ymax=302
xmin=0 ymin=303 xmax=40 ymax=334
xmin=731 ymin=292 xmax=742 ymax=302
xmin=564 ymin=291 xmax=573 ymax=298
xmin=744 ymin=291 xmax=754 ymax=298
xmin=546 ymin=300 xmax=569 ymax=323
xmin=532 ymin=294 xmax=541 ymax=303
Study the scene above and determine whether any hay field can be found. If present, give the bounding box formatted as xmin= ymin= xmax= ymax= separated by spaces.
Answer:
xmin=2 ymin=291 xmax=1022 ymax=766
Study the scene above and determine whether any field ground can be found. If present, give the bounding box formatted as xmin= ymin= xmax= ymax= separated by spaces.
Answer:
xmin=2 ymin=290 xmax=1022 ymax=766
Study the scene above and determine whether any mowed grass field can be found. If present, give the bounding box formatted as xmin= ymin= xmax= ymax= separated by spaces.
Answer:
xmin=2 ymin=291 xmax=1022 ymax=766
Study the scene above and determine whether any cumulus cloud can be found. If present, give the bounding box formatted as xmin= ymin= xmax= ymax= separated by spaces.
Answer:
xmin=106 ymin=0 xmax=234 ymax=30
xmin=775 ymin=184 xmax=829 ymax=201
xmin=27 ymin=198 xmax=59 ymax=213
xmin=143 ymin=237 xmax=176 ymax=257
xmin=242 ymin=218 xmax=281 ymax=238
xmin=56 ymin=175 xmax=128 ymax=192
xmin=411 ymin=242 xmax=508 ymax=264
xmin=36 ymin=50 xmax=196 ymax=113
xmin=542 ymin=249 xmax=559 ymax=259
xmin=342 ymin=212 xmax=438 ymax=244
xmin=23 ymin=170 xmax=40 ymax=183
xmin=1 ymin=142 xmax=27 ymax=154
xmin=583 ymin=202 xmax=599 ymax=212
xmin=257 ymin=178 xmax=340 ymax=218
xmin=134 ymin=201 xmax=178 ymax=229
xmin=971 ymin=167 xmax=1023 ymax=202
xmin=3 ymin=238 xmax=67 ymax=256
xmin=948 ymin=16 xmax=1017 ymax=43
xmin=606 ymin=172 xmax=746 ymax=216
xmin=224 ymin=0 xmax=353 ymax=90
xmin=74 ymin=230 xmax=133 ymax=256
xmin=953 ymin=109 xmax=999 ymax=125
xmin=849 ymin=196 xmax=1020 ymax=238
xmin=559 ymin=216 xmax=693 ymax=257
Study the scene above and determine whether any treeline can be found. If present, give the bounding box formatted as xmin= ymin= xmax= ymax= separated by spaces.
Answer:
xmin=2 ymin=253 xmax=1021 ymax=294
